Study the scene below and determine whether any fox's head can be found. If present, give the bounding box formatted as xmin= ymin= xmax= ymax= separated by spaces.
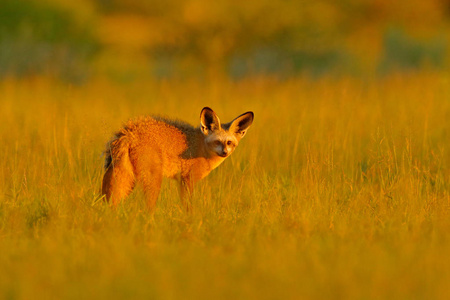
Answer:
xmin=200 ymin=107 xmax=254 ymax=158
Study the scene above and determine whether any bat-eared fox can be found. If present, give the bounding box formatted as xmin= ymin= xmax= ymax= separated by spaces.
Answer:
xmin=102 ymin=107 xmax=254 ymax=210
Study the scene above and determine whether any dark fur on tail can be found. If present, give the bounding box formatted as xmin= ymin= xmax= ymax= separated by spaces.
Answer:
xmin=103 ymin=131 xmax=128 ymax=170
xmin=104 ymin=150 xmax=113 ymax=170
xmin=104 ymin=139 xmax=114 ymax=170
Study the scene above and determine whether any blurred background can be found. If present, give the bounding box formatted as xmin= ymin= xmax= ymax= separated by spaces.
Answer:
xmin=1 ymin=0 xmax=449 ymax=82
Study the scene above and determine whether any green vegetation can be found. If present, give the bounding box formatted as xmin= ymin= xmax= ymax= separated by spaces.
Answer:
xmin=1 ymin=0 xmax=450 ymax=79
xmin=0 ymin=0 xmax=98 ymax=80
xmin=1 ymin=75 xmax=449 ymax=299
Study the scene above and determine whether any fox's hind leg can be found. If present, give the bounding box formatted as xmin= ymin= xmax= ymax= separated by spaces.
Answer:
xmin=102 ymin=159 xmax=135 ymax=206
xmin=139 ymin=172 xmax=162 ymax=211
xmin=133 ymin=150 xmax=163 ymax=211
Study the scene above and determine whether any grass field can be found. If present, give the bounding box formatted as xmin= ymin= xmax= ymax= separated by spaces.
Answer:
xmin=0 ymin=73 xmax=449 ymax=299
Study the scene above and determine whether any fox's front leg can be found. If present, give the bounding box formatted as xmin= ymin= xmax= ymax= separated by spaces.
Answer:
xmin=179 ymin=176 xmax=194 ymax=212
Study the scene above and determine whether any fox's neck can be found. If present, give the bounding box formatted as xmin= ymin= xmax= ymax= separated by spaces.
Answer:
xmin=182 ymin=128 xmax=209 ymax=159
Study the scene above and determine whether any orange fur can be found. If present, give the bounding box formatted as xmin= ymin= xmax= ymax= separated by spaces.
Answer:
xmin=102 ymin=107 xmax=253 ymax=211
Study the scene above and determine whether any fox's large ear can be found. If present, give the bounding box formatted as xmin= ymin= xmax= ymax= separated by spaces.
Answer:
xmin=200 ymin=107 xmax=221 ymax=135
xmin=229 ymin=111 xmax=254 ymax=140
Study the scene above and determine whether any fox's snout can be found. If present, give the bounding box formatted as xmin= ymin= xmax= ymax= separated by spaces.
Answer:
xmin=206 ymin=137 xmax=237 ymax=158
xmin=219 ymin=149 xmax=228 ymax=157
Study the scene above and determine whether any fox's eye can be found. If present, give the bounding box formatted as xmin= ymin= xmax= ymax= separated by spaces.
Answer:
xmin=227 ymin=141 xmax=232 ymax=146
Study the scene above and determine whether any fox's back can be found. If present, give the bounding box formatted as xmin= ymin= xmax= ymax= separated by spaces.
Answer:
xmin=115 ymin=116 xmax=204 ymax=177
xmin=125 ymin=117 xmax=192 ymax=152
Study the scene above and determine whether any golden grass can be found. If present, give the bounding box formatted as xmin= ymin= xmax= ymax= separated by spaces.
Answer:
xmin=0 ymin=73 xmax=449 ymax=299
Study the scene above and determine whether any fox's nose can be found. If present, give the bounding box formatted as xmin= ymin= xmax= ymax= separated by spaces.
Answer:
xmin=222 ymin=150 xmax=228 ymax=155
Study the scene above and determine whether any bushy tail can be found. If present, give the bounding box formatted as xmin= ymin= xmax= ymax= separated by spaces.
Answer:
xmin=102 ymin=130 xmax=135 ymax=203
